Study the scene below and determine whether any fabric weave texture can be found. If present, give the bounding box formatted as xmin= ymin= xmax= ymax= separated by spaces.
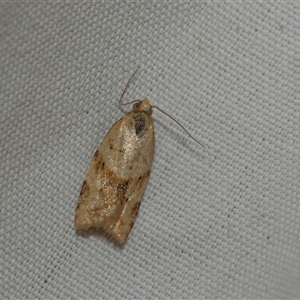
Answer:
xmin=1 ymin=3 xmax=299 ymax=299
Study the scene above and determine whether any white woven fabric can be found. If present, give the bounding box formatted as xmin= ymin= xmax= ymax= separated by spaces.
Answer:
xmin=1 ymin=3 xmax=299 ymax=299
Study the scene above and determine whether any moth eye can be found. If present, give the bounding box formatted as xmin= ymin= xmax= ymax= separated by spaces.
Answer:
xmin=133 ymin=102 xmax=141 ymax=110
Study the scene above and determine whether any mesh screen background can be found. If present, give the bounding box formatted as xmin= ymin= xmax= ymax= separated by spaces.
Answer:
xmin=1 ymin=3 xmax=299 ymax=299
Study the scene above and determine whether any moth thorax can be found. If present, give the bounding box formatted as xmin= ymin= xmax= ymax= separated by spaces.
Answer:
xmin=133 ymin=98 xmax=153 ymax=115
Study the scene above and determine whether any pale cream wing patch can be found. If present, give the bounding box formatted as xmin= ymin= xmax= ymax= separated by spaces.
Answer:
xmin=74 ymin=111 xmax=155 ymax=244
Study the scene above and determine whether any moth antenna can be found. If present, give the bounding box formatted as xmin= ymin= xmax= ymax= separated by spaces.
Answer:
xmin=152 ymin=105 xmax=206 ymax=149
xmin=119 ymin=67 xmax=141 ymax=108
xmin=119 ymin=69 xmax=205 ymax=148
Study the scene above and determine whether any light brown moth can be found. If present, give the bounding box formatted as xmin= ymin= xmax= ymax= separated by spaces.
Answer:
xmin=75 ymin=97 xmax=154 ymax=244
xmin=74 ymin=70 xmax=204 ymax=244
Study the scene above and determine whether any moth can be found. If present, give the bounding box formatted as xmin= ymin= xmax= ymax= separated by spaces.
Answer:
xmin=74 ymin=70 xmax=204 ymax=244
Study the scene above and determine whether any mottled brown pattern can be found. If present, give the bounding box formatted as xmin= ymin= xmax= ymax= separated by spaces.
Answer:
xmin=91 ymin=166 xmax=129 ymax=212
xmin=89 ymin=201 xmax=118 ymax=214
xmin=117 ymin=181 xmax=128 ymax=195
xmin=93 ymin=152 xmax=107 ymax=173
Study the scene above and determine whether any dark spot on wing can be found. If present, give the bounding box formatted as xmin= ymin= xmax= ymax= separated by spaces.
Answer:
xmin=79 ymin=181 xmax=89 ymax=197
xmin=117 ymin=181 xmax=128 ymax=195
xmin=93 ymin=151 xmax=105 ymax=172
xmin=131 ymin=202 xmax=141 ymax=218
xmin=95 ymin=158 xmax=105 ymax=172
xmin=133 ymin=114 xmax=146 ymax=136
xmin=94 ymin=149 xmax=99 ymax=159
xmin=135 ymin=170 xmax=151 ymax=188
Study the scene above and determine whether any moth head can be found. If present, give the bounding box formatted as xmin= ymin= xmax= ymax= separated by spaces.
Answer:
xmin=133 ymin=98 xmax=153 ymax=116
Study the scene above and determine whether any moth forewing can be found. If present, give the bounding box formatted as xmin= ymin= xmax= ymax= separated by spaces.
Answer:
xmin=75 ymin=99 xmax=155 ymax=244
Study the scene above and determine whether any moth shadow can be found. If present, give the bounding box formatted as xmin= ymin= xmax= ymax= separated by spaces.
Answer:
xmin=75 ymin=228 xmax=125 ymax=248
xmin=155 ymin=117 xmax=205 ymax=155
